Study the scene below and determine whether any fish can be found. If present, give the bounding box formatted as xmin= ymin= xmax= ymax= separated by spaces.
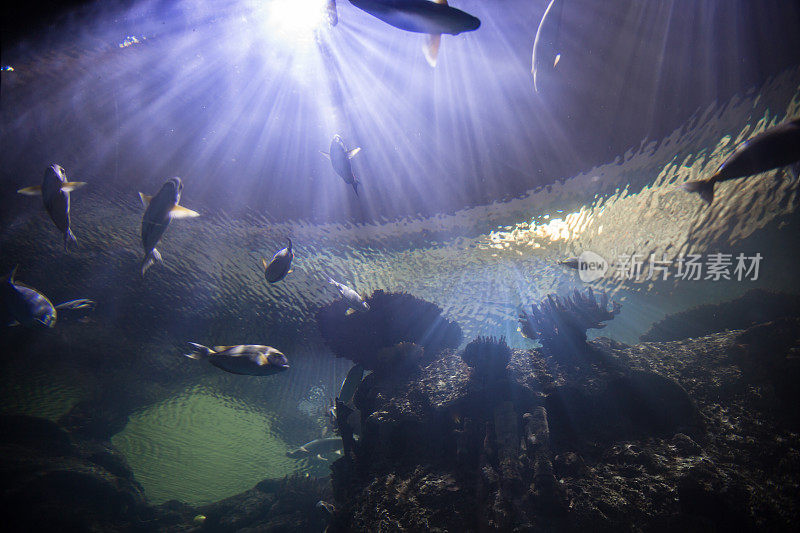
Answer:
xmin=683 ymin=118 xmax=800 ymax=204
xmin=1 ymin=266 xmax=95 ymax=329
xmin=337 ymin=363 xmax=364 ymax=404
xmin=262 ymin=238 xmax=294 ymax=283
xmin=321 ymin=135 xmax=362 ymax=196
xmin=184 ymin=343 xmax=290 ymax=376
xmin=557 ymin=257 xmax=580 ymax=269
xmin=286 ymin=437 xmax=344 ymax=459
xmin=531 ymin=0 xmax=563 ymax=92
xmin=348 ymin=0 xmax=481 ymax=67
xmin=327 ymin=277 xmax=370 ymax=312
xmin=17 ymin=164 xmax=87 ymax=251
xmin=139 ymin=177 xmax=199 ymax=275
xmin=326 ymin=0 xmax=339 ymax=27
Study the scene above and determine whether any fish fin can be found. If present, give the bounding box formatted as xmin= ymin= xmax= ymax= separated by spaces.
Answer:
xmin=320 ymin=151 xmax=331 ymax=160
xmin=62 ymin=181 xmax=87 ymax=192
xmin=352 ymin=180 xmax=359 ymax=197
xmin=424 ymin=34 xmax=441 ymax=68
xmin=169 ymin=204 xmax=200 ymax=219
xmin=517 ymin=325 xmax=532 ymax=340
xmin=257 ymin=354 xmax=269 ymax=366
xmin=345 ymin=308 xmax=356 ymax=316
xmin=262 ymin=258 xmax=269 ymax=270
xmin=185 ymin=342 xmax=213 ymax=360
xmin=287 ymin=269 xmax=293 ymax=274
xmin=286 ymin=237 xmax=292 ymax=252
xmin=5 ymin=265 xmax=19 ymax=283
xmin=141 ymin=248 xmax=162 ymax=276
xmin=64 ymin=228 xmax=77 ymax=251
xmin=346 ymin=147 xmax=361 ymax=159
xmin=553 ymin=53 xmax=561 ymax=67
xmin=434 ymin=0 xmax=448 ymax=4
xmin=682 ymin=179 xmax=715 ymax=205
xmin=139 ymin=193 xmax=152 ymax=207
xmin=17 ymin=185 xmax=42 ymax=196
xmin=55 ymin=299 xmax=95 ymax=310
xmin=315 ymin=454 xmax=328 ymax=462
xmin=7 ymin=320 xmax=20 ymax=327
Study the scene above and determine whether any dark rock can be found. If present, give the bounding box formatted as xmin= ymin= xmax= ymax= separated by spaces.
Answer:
xmin=677 ymin=461 xmax=756 ymax=531
xmin=58 ymin=398 xmax=131 ymax=441
xmin=640 ymin=289 xmax=800 ymax=342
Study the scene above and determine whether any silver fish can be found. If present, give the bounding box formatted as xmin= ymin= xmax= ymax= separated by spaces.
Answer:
xmin=327 ymin=277 xmax=370 ymax=312
xmin=17 ymin=164 xmax=87 ymax=251
xmin=184 ymin=343 xmax=290 ymax=376
xmin=321 ymin=135 xmax=362 ymax=196
xmin=139 ymin=177 xmax=199 ymax=275
xmin=286 ymin=437 xmax=344 ymax=459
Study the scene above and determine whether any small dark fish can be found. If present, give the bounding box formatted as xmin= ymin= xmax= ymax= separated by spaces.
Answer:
xmin=17 ymin=164 xmax=87 ymax=251
xmin=1 ymin=266 xmax=94 ymax=329
xmin=321 ymin=135 xmax=362 ymax=196
xmin=558 ymin=257 xmax=580 ymax=269
xmin=316 ymin=500 xmax=335 ymax=516
xmin=139 ymin=177 xmax=199 ymax=275
xmin=349 ymin=0 xmax=481 ymax=67
xmin=286 ymin=437 xmax=344 ymax=459
xmin=531 ymin=0 xmax=563 ymax=92
xmin=262 ymin=238 xmax=294 ymax=283
xmin=184 ymin=343 xmax=290 ymax=376
xmin=327 ymin=277 xmax=370 ymax=312
xmin=683 ymin=118 xmax=800 ymax=204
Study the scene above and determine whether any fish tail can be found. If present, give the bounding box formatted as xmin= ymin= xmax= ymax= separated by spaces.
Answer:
xmin=64 ymin=228 xmax=77 ymax=251
xmin=682 ymin=179 xmax=715 ymax=205
xmin=141 ymin=248 xmax=162 ymax=276
xmin=185 ymin=342 xmax=212 ymax=360
xmin=352 ymin=180 xmax=359 ymax=197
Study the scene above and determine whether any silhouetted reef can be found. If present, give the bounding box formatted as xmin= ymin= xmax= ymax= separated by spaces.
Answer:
xmin=2 ymin=317 xmax=800 ymax=531
xmin=640 ymin=289 xmax=800 ymax=342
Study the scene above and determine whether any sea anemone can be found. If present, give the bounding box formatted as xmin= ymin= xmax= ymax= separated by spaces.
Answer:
xmin=518 ymin=287 xmax=620 ymax=353
xmin=316 ymin=290 xmax=462 ymax=370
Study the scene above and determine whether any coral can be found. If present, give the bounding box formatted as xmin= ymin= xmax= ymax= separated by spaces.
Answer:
xmin=519 ymin=287 xmax=620 ymax=353
xmin=316 ymin=290 xmax=462 ymax=370
xmin=461 ymin=336 xmax=511 ymax=379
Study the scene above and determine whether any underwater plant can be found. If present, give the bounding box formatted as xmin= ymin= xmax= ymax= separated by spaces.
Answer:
xmin=461 ymin=336 xmax=511 ymax=378
xmin=315 ymin=290 xmax=462 ymax=370
xmin=518 ymin=287 xmax=621 ymax=353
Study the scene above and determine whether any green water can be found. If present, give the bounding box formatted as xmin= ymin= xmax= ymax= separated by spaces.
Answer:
xmin=112 ymin=386 xmax=297 ymax=505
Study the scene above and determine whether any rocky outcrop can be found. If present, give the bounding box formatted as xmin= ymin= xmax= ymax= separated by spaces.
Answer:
xmin=327 ymin=317 xmax=800 ymax=532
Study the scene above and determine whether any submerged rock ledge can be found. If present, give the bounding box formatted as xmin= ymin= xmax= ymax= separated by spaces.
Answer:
xmin=2 ymin=317 xmax=799 ymax=531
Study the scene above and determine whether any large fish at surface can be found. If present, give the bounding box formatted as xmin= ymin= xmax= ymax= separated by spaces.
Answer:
xmin=683 ymin=118 xmax=800 ymax=204
xmin=531 ymin=0 xmax=563 ymax=92
xmin=1 ymin=266 xmax=94 ymax=329
xmin=138 ymin=177 xmax=200 ymax=275
xmin=17 ymin=164 xmax=87 ymax=251
xmin=348 ymin=0 xmax=481 ymax=67
xmin=321 ymin=135 xmax=362 ymax=196
xmin=184 ymin=343 xmax=290 ymax=376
